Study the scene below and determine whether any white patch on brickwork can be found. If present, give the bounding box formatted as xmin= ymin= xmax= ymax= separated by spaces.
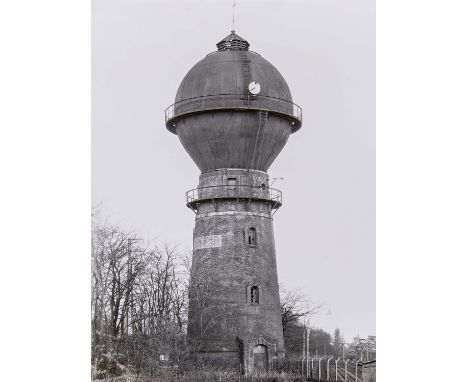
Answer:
xmin=194 ymin=234 xmax=222 ymax=249
xmin=197 ymin=211 xmax=271 ymax=218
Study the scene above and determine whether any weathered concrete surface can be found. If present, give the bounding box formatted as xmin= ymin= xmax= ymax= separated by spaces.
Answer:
xmin=175 ymin=50 xmax=292 ymax=102
xmin=168 ymin=47 xmax=299 ymax=172
xmin=175 ymin=111 xmax=292 ymax=172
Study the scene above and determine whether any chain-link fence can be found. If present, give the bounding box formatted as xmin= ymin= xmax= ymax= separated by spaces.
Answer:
xmin=281 ymin=357 xmax=368 ymax=382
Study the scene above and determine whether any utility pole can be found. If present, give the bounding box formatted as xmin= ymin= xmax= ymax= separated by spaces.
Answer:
xmin=306 ymin=322 xmax=310 ymax=377
xmin=301 ymin=318 xmax=308 ymax=375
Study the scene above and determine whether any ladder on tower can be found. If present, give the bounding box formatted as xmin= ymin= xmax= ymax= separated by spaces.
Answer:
xmin=250 ymin=110 xmax=269 ymax=170
xmin=239 ymin=50 xmax=251 ymax=106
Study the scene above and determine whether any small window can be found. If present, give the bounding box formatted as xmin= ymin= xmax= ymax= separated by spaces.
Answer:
xmin=248 ymin=227 xmax=257 ymax=246
xmin=227 ymin=177 xmax=237 ymax=197
xmin=251 ymin=286 xmax=259 ymax=303
xmin=227 ymin=177 xmax=237 ymax=189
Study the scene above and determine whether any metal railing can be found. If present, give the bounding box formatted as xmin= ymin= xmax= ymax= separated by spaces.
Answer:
xmin=165 ymin=93 xmax=302 ymax=126
xmin=185 ymin=184 xmax=282 ymax=208
xmin=205 ymin=49 xmax=262 ymax=57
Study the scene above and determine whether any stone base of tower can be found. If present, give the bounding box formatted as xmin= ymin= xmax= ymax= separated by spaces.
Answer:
xmin=187 ymin=299 xmax=285 ymax=374
xmin=190 ymin=350 xmax=243 ymax=372
xmin=238 ymin=336 xmax=285 ymax=375
xmin=190 ymin=336 xmax=285 ymax=375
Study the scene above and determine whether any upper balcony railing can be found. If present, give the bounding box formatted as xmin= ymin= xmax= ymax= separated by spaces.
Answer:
xmin=185 ymin=184 xmax=282 ymax=211
xmin=165 ymin=93 xmax=302 ymax=132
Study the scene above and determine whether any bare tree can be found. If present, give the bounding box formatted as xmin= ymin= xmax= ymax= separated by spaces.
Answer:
xmin=93 ymin=224 xmax=148 ymax=337
xmin=279 ymin=285 xmax=322 ymax=334
xmin=91 ymin=212 xmax=191 ymax=378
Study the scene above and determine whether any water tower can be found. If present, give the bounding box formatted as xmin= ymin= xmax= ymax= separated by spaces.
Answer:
xmin=165 ymin=31 xmax=302 ymax=373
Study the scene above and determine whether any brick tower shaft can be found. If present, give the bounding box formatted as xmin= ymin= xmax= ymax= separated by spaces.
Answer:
xmin=187 ymin=168 xmax=284 ymax=372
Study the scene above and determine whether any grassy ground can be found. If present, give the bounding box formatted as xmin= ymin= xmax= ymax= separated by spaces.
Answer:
xmin=92 ymin=374 xmax=308 ymax=382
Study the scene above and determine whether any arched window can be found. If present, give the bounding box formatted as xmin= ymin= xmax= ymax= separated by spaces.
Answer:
xmin=251 ymin=286 xmax=259 ymax=303
xmin=248 ymin=227 xmax=257 ymax=246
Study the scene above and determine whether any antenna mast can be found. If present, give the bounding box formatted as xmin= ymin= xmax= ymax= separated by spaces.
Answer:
xmin=232 ymin=0 xmax=236 ymax=31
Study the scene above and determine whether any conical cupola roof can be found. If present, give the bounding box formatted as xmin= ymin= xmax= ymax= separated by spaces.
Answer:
xmin=216 ymin=30 xmax=250 ymax=51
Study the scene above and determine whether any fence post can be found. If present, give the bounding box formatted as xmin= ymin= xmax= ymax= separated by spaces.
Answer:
xmin=345 ymin=359 xmax=349 ymax=382
xmin=327 ymin=357 xmax=333 ymax=380
xmin=355 ymin=360 xmax=360 ymax=382
xmin=335 ymin=358 xmax=340 ymax=381
xmin=319 ymin=357 xmax=324 ymax=382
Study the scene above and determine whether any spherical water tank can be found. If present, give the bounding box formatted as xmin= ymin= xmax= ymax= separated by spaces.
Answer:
xmin=165 ymin=31 xmax=302 ymax=172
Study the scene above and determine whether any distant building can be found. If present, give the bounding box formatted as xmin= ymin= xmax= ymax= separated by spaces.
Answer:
xmin=349 ymin=336 xmax=376 ymax=361
xmin=362 ymin=359 xmax=376 ymax=382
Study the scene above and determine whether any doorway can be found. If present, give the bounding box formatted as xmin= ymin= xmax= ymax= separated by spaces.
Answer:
xmin=253 ymin=345 xmax=268 ymax=372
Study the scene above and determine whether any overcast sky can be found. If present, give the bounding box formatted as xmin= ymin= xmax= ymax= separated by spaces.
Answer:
xmin=92 ymin=0 xmax=375 ymax=342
